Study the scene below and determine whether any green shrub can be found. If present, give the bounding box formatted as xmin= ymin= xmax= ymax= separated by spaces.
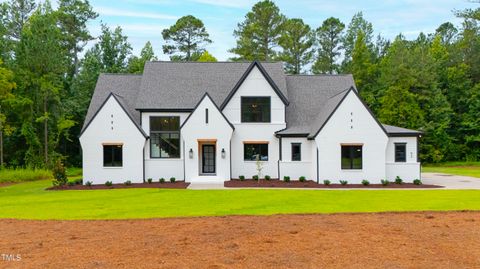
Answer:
xmin=339 ymin=180 xmax=348 ymax=186
xmin=239 ymin=175 xmax=245 ymax=181
xmin=74 ymin=178 xmax=83 ymax=185
xmin=323 ymin=179 xmax=331 ymax=185
xmin=67 ymin=181 xmax=75 ymax=186
xmin=105 ymin=181 xmax=113 ymax=187
xmin=361 ymin=180 xmax=370 ymax=186
xmin=147 ymin=178 xmax=153 ymax=184
xmin=170 ymin=177 xmax=176 ymax=183
xmin=413 ymin=179 xmax=422 ymax=185
xmin=159 ymin=178 xmax=165 ymax=183
xmin=395 ymin=176 xmax=403 ymax=184
xmin=52 ymin=160 xmax=67 ymax=186
xmin=85 ymin=181 xmax=92 ymax=186
xmin=252 ymin=175 xmax=259 ymax=181
xmin=381 ymin=179 xmax=390 ymax=186
xmin=264 ymin=175 xmax=271 ymax=181
xmin=299 ymin=176 xmax=306 ymax=182
xmin=283 ymin=176 xmax=290 ymax=182
xmin=124 ymin=180 xmax=132 ymax=186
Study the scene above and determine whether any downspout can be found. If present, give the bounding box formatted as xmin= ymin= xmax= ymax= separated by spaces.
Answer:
xmin=278 ymin=136 xmax=282 ymax=180
xmin=229 ymin=139 xmax=232 ymax=180
xmin=316 ymin=148 xmax=319 ymax=184
xmin=141 ymin=112 xmax=145 ymax=183
xmin=183 ymin=140 xmax=186 ymax=182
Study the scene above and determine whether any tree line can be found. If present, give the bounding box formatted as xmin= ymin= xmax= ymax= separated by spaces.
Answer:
xmin=0 ymin=0 xmax=479 ymax=169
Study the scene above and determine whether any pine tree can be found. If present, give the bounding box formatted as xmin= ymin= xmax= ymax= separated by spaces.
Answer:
xmin=277 ymin=18 xmax=314 ymax=74
xmin=313 ymin=17 xmax=344 ymax=74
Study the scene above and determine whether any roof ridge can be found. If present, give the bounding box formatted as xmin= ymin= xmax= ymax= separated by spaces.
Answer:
xmin=100 ymin=73 xmax=142 ymax=76
xmin=286 ymin=74 xmax=353 ymax=77
xmin=145 ymin=61 xmax=283 ymax=64
xmin=328 ymin=87 xmax=352 ymax=99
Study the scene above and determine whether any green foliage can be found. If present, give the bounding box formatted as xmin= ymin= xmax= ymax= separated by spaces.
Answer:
xmin=124 ymin=180 xmax=131 ymax=186
xmin=52 ymin=159 xmax=67 ymax=186
xmin=342 ymin=12 xmax=374 ymax=66
xmin=230 ymin=0 xmax=285 ymax=61
xmin=413 ymin=179 xmax=422 ymax=185
xmin=313 ymin=17 xmax=345 ymax=74
xmin=277 ymin=18 xmax=314 ymax=74
xmin=323 ymin=179 xmax=331 ymax=185
xmin=196 ymin=50 xmax=217 ymax=62
xmin=340 ymin=180 xmax=348 ymax=186
xmin=361 ymin=180 xmax=370 ymax=186
xmin=299 ymin=176 xmax=306 ymax=182
xmin=147 ymin=178 xmax=153 ymax=184
xmin=105 ymin=181 xmax=112 ymax=187
xmin=159 ymin=177 xmax=165 ymax=183
xmin=162 ymin=15 xmax=212 ymax=61
xmin=127 ymin=41 xmax=157 ymax=73
xmin=395 ymin=176 xmax=403 ymax=185
xmin=283 ymin=176 xmax=290 ymax=182
xmin=381 ymin=179 xmax=389 ymax=186
xmin=264 ymin=175 xmax=271 ymax=181
xmin=239 ymin=175 xmax=245 ymax=181
xmin=170 ymin=177 xmax=176 ymax=183
xmin=252 ymin=175 xmax=259 ymax=181
xmin=0 ymin=168 xmax=51 ymax=183
xmin=85 ymin=181 xmax=92 ymax=186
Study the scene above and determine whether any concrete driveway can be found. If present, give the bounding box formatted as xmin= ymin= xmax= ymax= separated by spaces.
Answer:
xmin=422 ymin=173 xmax=480 ymax=189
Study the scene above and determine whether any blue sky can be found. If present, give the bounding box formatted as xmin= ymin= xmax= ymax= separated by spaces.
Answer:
xmin=32 ymin=0 xmax=480 ymax=60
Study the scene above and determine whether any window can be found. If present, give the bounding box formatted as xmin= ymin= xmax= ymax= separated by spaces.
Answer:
xmin=341 ymin=145 xmax=362 ymax=169
xmin=395 ymin=143 xmax=406 ymax=162
xmin=103 ymin=145 xmax=123 ymax=167
xmin=205 ymin=108 xmax=209 ymax=124
xmin=244 ymin=143 xmax=268 ymax=161
xmin=241 ymin=97 xmax=271 ymax=122
xmin=291 ymin=143 xmax=301 ymax=161
xmin=150 ymin=116 xmax=180 ymax=158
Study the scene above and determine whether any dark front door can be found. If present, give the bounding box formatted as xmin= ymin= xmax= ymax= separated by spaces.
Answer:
xmin=202 ymin=144 xmax=216 ymax=174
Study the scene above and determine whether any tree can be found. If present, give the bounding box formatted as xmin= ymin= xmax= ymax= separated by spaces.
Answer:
xmin=342 ymin=12 xmax=374 ymax=67
xmin=0 ymin=59 xmax=15 ymax=167
xmin=162 ymin=15 xmax=211 ymax=61
xmin=96 ymin=24 xmax=132 ymax=73
xmin=313 ymin=17 xmax=344 ymax=74
xmin=378 ymin=86 xmax=424 ymax=130
xmin=57 ymin=0 xmax=98 ymax=77
xmin=435 ymin=22 xmax=458 ymax=45
xmin=127 ymin=41 xmax=157 ymax=73
xmin=277 ymin=18 xmax=314 ymax=74
xmin=197 ymin=50 xmax=217 ymax=62
xmin=462 ymin=83 xmax=480 ymax=160
xmin=229 ymin=0 xmax=285 ymax=61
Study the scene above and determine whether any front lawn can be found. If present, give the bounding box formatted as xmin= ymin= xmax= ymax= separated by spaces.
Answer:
xmin=1 ymin=180 xmax=479 ymax=220
xmin=423 ymin=162 xmax=480 ymax=178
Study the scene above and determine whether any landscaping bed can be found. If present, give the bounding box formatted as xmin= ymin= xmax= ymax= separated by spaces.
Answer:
xmin=225 ymin=179 xmax=442 ymax=188
xmin=47 ymin=181 xmax=190 ymax=190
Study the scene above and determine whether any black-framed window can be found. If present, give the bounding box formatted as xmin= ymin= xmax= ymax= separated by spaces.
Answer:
xmin=241 ymin=97 xmax=271 ymax=122
xmin=292 ymin=143 xmax=301 ymax=161
xmin=103 ymin=145 xmax=123 ymax=167
xmin=244 ymin=143 xmax=268 ymax=161
xmin=395 ymin=143 xmax=406 ymax=162
xmin=341 ymin=145 xmax=362 ymax=169
xmin=150 ymin=116 xmax=180 ymax=158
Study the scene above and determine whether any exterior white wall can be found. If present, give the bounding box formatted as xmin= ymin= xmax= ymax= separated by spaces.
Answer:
xmin=315 ymin=91 xmax=389 ymax=184
xmin=181 ymin=96 xmax=233 ymax=182
xmin=141 ymin=112 xmax=189 ymax=181
xmin=385 ymin=136 xmax=421 ymax=181
xmin=279 ymin=137 xmax=315 ymax=180
xmin=80 ymin=96 xmax=146 ymax=184
xmin=223 ymin=66 xmax=286 ymax=179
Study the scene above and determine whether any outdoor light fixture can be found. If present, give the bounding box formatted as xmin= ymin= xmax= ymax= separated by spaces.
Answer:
xmin=189 ymin=148 xmax=193 ymax=159
xmin=221 ymin=148 xmax=226 ymax=158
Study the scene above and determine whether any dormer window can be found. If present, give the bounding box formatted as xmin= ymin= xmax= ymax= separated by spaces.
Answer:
xmin=241 ymin=97 xmax=271 ymax=123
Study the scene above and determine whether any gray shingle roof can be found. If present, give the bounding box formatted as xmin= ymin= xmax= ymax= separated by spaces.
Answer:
xmin=81 ymin=74 xmax=142 ymax=133
xmin=382 ymin=124 xmax=422 ymax=136
xmin=276 ymin=75 xmax=355 ymax=136
xmin=135 ymin=61 xmax=288 ymax=110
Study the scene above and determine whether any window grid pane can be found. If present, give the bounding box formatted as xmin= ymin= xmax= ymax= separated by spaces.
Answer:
xmin=244 ymin=144 xmax=269 ymax=161
xmin=150 ymin=116 xmax=180 ymax=158
xmin=241 ymin=97 xmax=271 ymax=123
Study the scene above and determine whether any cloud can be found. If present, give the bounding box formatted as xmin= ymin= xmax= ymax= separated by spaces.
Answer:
xmin=94 ymin=6 xmax=178 ymax=20
xmin=190 ymin=0 xmax=255 ymax=8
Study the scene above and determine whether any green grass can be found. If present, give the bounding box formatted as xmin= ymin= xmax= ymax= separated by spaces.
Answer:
xmin=1 ymin=180 xmax=480 ymax=220
xmin=423 ymin=162 xmax=480 ymax=178
xmin=0 ymin=168 xmax=52 ymax=183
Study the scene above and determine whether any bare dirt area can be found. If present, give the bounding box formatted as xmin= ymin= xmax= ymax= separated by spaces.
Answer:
xmin=225 ymin=179 xmax=442 ymax=188
xmin=1 ymin=212 xmax=479 ymax=269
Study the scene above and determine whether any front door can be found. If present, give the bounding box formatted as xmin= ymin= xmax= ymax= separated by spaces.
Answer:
xmin=202 ymin=144 xmax=216 ymax=174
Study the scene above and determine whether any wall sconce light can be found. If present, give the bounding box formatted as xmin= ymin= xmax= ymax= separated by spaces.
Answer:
xmin=221 ymin=148 xmax=226 ymax=158
xmin=189 ymin=148 xmax=193 ymax=159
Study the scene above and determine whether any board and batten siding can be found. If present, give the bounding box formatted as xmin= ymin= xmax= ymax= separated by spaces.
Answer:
xmin=80 ymin=96 xmax=146 ymax=184
xmin=223 ymin=66 xmax=286 ymax=179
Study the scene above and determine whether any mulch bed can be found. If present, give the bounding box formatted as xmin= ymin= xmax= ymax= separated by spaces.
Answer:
xmin=225 ymin=179 xmax=443 ymax=188
xmin=0 ymin=182 xmax=15 ymax=188
xmin=46 ymin=181 xmax=190 ymax=190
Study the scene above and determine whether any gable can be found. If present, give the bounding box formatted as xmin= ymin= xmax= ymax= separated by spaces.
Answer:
xmin=181 ymin=93 xmax=234 ymax=131
xmin=312 ymin=88 xmax=387 ymax=139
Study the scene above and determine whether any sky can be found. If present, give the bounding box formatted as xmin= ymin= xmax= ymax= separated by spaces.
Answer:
xmin=12 ymin=0 xmax=480 ymax=60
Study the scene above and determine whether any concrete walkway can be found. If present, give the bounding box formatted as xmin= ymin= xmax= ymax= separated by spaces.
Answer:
xmin=422 ymin=173 xmax=480 ymax=189
xmin=187 ymin=183 xmax=226 ymax=190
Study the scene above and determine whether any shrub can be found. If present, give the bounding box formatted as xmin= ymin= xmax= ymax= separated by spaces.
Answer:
xmin=252 ymin=175 xmax=259 ymax=181
xmin=413 ymin=179 xmax=422 ymax=185
xmin=239 ymin=175 xmax=245 ymax=181
xmin=323 ymin=179 xmax=331 ymax=186
xmin=159 ymin=178 xmax=165 ymax=183
xmin=339 ymin=180 xmax=348 ymax=186
xmin=52 ymin=159 xmax=67 ymax=186
xmin=105 ymin=181 xmax=113 ymax=187
xmin=395 ymin=176 xmax=403 ymax=184
xmin=124 ymin=180 xmax=132 ymax=186
xmin=264 ymin=175 xmax=271 ymax=181
xmin=381 ymin=179 xmax=390 ymax=186
xmin=170 ymin=177 xmax=176 ymax=183
xmin=74 ymin=178 xmax=83 ymax=185
xmin=147 ymin=178 xmax=153 ymax=184
xmin=283 ymin=176 xmax=290 ymax=182
xmin=85 ymin=181 xmax=93 ymax=186
xmin=67 ymin=181 xmax=75 ymax=186
xmin=299 ymin=176 xmax=306 ymax=182
xmin=361 ymin=180 xmax=370 ymax=186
